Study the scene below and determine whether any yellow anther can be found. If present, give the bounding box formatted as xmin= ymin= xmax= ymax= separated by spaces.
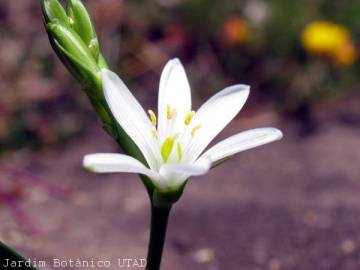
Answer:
xmin=177 ymin=142 xmax=183 ymax=161
xmin=166 ymin=104 xmax=174 ymax=120
xmin=191 ymin=124 xmax=202 ymax=136
xmin=148 ymin=110 xmax=157 ymax=126
xmin=184 ymin=111 xmax=195 ymax=125
xmin=151 ymin=128 xmax=158 ymax=138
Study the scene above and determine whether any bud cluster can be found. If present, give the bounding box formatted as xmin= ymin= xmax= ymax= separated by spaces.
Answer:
xmin=41 ymin=0 xmax=107 ymax=92
xmin=41 ymin=0 xmax=157 ymax=196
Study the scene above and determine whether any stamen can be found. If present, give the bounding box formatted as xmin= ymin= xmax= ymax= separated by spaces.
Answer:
xmin=161 ymin=137 xmax=175 ymax=162
xmin=148 ymin=110 xmax=157 ymax=126
xmin=191 ymin=124 xmax=202 ymax=136
xmin=166 ymin=104 xmax=173 ymax=120
xmin=151 ymin=128 xmax=158 ymax=138
xmin=177 ymin=142 xmax=183 ymax=161
xmin=184 ymin=111 xmax=195 ymax=125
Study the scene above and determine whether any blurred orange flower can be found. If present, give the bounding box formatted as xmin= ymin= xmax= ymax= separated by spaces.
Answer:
xmin=301 ymin=21 xmax=357 ymax=66
xmin=222 ymin=17 xmax=249 ymax=45
xmin=333 ymin=42 xmax=358 ymax=66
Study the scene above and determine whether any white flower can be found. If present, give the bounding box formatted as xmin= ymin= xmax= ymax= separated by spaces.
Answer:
xmin=83 ymin=58 xmax=283 ymax=191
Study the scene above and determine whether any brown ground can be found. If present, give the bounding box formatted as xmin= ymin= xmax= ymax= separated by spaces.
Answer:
xmin=1 ymin=96 xmax=360 ymax=270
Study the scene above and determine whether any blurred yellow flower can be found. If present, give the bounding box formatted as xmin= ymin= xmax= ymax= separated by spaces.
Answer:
xmin=301 ymin=21 xmax=357 ymax=65
xmin=222 ymin=17 xmax=249 ymax=45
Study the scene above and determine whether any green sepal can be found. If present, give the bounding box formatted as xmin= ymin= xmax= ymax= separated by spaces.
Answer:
xmin=152 ymin=180 xmax=187 ymax=207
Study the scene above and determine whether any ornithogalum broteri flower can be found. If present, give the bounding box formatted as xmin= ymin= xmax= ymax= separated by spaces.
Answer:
xmin=83 ymin=58 xmax=283 ymax=193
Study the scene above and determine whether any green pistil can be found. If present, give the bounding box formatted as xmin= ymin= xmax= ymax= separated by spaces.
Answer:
xmin=161 ymin=137 xmax=175 ymax=163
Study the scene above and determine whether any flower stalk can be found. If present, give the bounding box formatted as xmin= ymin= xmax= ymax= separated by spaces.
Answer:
xmin=146 ymin=205 xmax=171 ymax=270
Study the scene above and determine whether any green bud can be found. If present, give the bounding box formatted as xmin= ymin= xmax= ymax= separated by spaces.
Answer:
xmin=41 ymin=0 xmax=108 ymax=88
xmin=47 ymin=22 xmax=99 ymax=73
xmin=54 ymin=38 xmax=102 ymax=91
xmin=41 ymin=0 xmax=70 ymax=26
xmin=66 ymin=0 xmax=99 ymax=59
xmin=47 ymin=22 xmax=102 ymax=92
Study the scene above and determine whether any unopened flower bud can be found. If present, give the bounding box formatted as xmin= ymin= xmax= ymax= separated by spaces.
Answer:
xmin=66 ymin=0 xmax=100 ymax=60
xmin=41 ymin=0 xmax=70 ymax=26
xmin=48 ymin=23 xmax=99 ymax=72
xmin=47 ymin=22 xmax=101 ymax=91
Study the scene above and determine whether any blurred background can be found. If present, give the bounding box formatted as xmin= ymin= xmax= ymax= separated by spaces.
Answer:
xmin=1 ymin=0 xmax=360 ymax=269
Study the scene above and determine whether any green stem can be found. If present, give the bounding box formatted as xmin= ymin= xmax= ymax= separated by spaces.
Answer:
xmin=146 ymin=205 xmax=171 ymax=270
xmin=0 ymin=241 xmax=37 ymax=270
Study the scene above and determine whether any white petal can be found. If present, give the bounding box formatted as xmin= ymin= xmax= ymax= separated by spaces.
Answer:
xmin=83 ymin=153 xmax=163 ymax=182
xmin=200 ymin=128 xmax=283 ymax=165
xmin=184 ymin=84 xmax=250 ymax=162
xmin=159 ymin=158 xmax=210 ymax=186
xmin=158 ymin=58 xmax=191 ymax=140
xmin=102 ymin=69 xmax=161 ymax=170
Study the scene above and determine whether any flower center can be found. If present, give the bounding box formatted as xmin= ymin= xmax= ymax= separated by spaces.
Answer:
xmin=148 ymin=104 xmax=201 ymax=163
